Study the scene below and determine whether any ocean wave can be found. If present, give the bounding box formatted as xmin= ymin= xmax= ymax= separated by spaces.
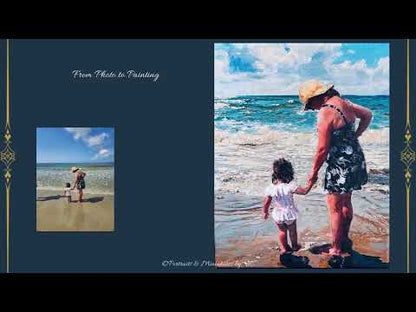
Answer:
xmin=215 ymin=126 xmax=389 ymax=146
xmin=215 ymin=98 xmax=247 ymax=105
xmin=214 ymin=102 xmax=229 ymax=109
xmin=215 ymin=126 xmax=315 ymax=146
xmin=215 ymin=125 xmax=389 ymax=197
xmin=214 ymin=95 xmax=389 ymax=131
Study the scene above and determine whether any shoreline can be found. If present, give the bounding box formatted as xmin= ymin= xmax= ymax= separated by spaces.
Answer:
xmin=215 ymin=190 xmax=389 ymax=269
xmin=215 ymin=235 xmax=389 ymax=269
xmin=215 ymin=206 xmax=389 ymax=269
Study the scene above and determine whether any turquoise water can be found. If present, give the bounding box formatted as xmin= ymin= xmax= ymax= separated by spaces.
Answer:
xmin=37 ymin=162 xmax=114 ymax=195
xmin=215 ymin=95 xmax=389 ymax=132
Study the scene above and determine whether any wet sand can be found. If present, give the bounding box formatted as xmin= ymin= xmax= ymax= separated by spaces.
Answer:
xmin=36 ymin=190 xmax=114 ymax=232
xmin=215 ymin=192 xmax=389 ymax=269
xmin=215 ymin=235 xmax=388 ymax=269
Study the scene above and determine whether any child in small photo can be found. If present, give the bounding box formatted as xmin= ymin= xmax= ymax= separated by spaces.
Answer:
xmin=263 ymin=158 xmax=312 ymax=254
xmin=64 ymin=183 xmax=72 ymax=203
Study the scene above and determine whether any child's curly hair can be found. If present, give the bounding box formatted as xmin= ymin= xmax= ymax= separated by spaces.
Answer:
xmin=272 ymin=158 xmax=294 ymax=183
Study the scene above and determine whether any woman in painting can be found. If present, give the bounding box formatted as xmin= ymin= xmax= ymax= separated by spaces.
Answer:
xmin=71 ymin=166 xmax=86 ymax=203
xmin=299 ymin=80 xmax=372 ymax=256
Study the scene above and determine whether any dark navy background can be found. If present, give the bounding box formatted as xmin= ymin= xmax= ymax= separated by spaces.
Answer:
xmin=6 ymin=40 xmax=214 ymax=272
xmin=0 ymin=39 xmax=409 ymax=273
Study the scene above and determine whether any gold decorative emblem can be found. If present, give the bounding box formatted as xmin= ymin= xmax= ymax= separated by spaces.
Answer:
xmin=1 ymin=39 xmax=13 ymax=273
xmin=401 ymin=124 xmax=416 ymax=186
xmin=0 ymin=125 xmax=15 ymax=186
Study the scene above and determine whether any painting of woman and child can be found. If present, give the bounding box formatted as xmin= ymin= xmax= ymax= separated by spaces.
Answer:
xmin=36 ymin=127 xmax=115 ymax=232
xmin=214 ymin=43 xmax=389 ymax=269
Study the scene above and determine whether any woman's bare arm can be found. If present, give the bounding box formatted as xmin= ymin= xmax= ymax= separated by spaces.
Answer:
xmin=352 ymin=103 xmax=372 ymax=138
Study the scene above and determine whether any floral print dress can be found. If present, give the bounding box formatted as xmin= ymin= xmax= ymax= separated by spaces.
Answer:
xmin=322 ymin=104 xmax=368 ymax=194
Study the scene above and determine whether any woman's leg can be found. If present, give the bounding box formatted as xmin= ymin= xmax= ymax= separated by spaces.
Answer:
xmin=341 ymin=192 xmax=353 ymax=251
xmin=277 ymin=223 xmax=289 ymax=253
xmin=327 ymin=194 xmax=344 ymax=255
xmin=78 ymin=189 xmax=83 ymax=202
xmin=287 ymin=221 xmax=301 ymax=251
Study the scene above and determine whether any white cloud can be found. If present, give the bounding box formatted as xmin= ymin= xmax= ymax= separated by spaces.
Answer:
xmin=93 ymin=148 xmax=112 ymax=159
xmin=65 ymin=128 xmax=110 ymax=147
xmin=86 ymin=133 xmax=109 ymax=147
xmin=65 ymin=128 xmax=113 ymax=160
xmin=249 ymin=43 xmax=342 ymax=72
xmin=215 ymin=43 xmax=389 ymax=97
xmin=64 ymin=127 xmax=91 ymax=140
xmin=327 ymin=56 xmax=389 ymax=94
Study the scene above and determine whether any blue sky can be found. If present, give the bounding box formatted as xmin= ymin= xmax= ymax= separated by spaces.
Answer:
xmin=215 ymin=43 xmax=389 ymax=97
xmin=37 ymin=128 xmax=114 ymax=163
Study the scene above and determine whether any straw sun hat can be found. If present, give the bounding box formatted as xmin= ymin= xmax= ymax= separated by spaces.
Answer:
xmin=71 ymin=166 xmax=80 ymax=173
xmin=298 ymin=79 xmax=334 ymax=108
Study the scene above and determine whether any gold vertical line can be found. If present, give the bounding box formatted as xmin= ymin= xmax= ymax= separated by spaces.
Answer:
xmin=407 ymin=186 xmax=410 ymax=273
xmin=406 ymin=39 xmax=410 ymax=273
xmin=6 ymin=186 xmax=9 ymax=273
xmin=6 ymin=39 xmax=9 ymax=126
xmin=408 ymin=39 xmax=410 ymax=126
xmin=6 ymin=39 xmax=10 ymax=273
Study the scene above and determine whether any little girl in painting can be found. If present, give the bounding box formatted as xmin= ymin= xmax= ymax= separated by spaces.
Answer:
xmin=263 ymin=158 xmax=312 ymax=254
xmin=64 ymin=183 xmax=72 ymax=203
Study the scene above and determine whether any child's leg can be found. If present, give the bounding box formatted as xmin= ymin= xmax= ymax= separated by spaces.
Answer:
xmin=287 ymin=220 xmax=301 ymax=251
xmin=67 ymin=196 xmax=71 ymax=203
xmin=277 ymin=223 xmax=289 ymax=253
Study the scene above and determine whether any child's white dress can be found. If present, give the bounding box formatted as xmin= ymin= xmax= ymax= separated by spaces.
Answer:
xmin=264 ymin=182 xmax=299 ymax=225
xmin=64 ymin=187 xmax=71 ymax=197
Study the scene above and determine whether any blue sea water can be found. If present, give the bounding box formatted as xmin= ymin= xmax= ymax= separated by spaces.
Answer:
xmin=214 ymin=95 xmax=389 ymax=132
xmin=37 ymin=162 xmax=114 ymax=195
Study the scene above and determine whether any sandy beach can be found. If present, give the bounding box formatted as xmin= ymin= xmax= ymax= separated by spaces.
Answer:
xmin=215 ymin=193 xmax=389 ymax=269
xmin=37 ymin=190 xmax=114 ymax=232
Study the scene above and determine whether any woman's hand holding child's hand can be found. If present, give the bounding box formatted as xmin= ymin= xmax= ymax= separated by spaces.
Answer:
xmin=294 ymin=182 xmax=313 ymax=195
xmin=306 ymin=181 xmax=314 ymax=193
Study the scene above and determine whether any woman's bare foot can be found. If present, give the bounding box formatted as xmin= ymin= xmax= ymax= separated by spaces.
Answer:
xmin=280 ymin=244 xmax=292 ymax=254
xmin=280 ymin=248 xmax=288 ymax=254
xmin=292 ymin=244 xmax=302 ymax=252
xmin=328 ymin=247 xmax=342 ymax=256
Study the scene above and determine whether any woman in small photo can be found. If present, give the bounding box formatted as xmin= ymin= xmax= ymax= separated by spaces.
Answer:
xmin=71 ymin=166 xmax=86 ymax=203
xmin=299 ymin=80 xmax=372 ymax=256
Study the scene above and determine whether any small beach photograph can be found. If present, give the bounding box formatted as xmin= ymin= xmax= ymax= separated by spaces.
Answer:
xmin=214 ymin=43 xmax=389 ymax=269
xmin=36 ymin=127 xmax=115 ymax=232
